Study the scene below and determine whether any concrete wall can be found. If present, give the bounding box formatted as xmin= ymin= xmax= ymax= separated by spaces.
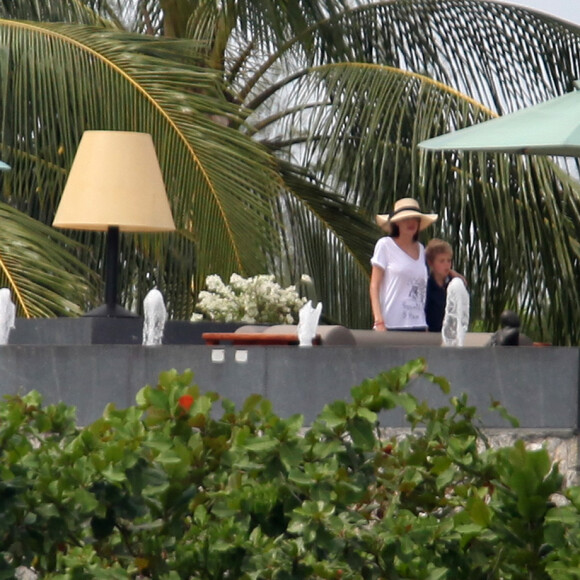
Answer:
xmin=0 ymin=340 xmax=577 ymax=429
xmin=3 ymin=317 xmax=579 ymax=485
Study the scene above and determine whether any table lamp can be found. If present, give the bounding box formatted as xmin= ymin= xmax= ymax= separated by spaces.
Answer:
xmin=53 ymin=130 xmax=176 ymax=317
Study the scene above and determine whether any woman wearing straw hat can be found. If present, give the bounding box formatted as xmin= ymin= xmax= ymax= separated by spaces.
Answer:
xmin=370 ymin=198 xmax=437 ymax=331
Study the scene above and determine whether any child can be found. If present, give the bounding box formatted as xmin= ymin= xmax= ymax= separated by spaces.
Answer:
xmin=425 ymin=239 xmax=456 ymax=332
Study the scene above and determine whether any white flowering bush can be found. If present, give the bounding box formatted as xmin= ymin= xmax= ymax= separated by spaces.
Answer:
xmin=192 ymin=274 xmax=307 ymax=324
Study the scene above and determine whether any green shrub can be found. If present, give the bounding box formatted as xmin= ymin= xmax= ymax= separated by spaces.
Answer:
xmin=0 ymin=358 xmax=579 ymax=578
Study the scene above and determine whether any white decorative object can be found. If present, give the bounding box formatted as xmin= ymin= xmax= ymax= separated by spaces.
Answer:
xmin=0 ymin=288 xmax=15 ymax=345
xmin=142 ymin=289 xmax=167 ymax=346
xmin=298 ymin=300 xmax=322 ymax=347
xmin=441 ymin=278 xmax=470 ymax=347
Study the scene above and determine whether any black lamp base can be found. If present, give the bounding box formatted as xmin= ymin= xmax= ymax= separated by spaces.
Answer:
xmin=83 ymin=303 xmax=138 ymax=318
xmin=83 ymin=226 xmax=139 ymax=319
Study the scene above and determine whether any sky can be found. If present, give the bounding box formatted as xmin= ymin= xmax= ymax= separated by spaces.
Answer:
xmin=496 ymin=0 xmax=580 ymax=26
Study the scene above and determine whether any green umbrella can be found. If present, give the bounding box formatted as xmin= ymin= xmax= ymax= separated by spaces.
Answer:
xmin=419 ymin=84 xmax=580 ymax=156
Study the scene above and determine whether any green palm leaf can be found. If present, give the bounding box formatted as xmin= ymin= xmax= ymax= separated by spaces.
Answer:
xmin=273 ymin=161 xmax=377 ymax=326
xmin=1 ymin=0 xmax=580 ymax=344
xmin=0 ymin=20 xmax=281 ymax=316
xmin=0 ymin=202 xmax=97 ymax=317
xmin=237 ymin=1 xmax=580 ymax=343
xmin=270 ymin=62 xmax=580 ymax=342
xmin=0 ymin=0 xmax=115 ymax=26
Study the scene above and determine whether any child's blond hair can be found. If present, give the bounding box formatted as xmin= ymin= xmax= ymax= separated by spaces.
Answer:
xmin=425 ymin=238 xmax=453 ymax=264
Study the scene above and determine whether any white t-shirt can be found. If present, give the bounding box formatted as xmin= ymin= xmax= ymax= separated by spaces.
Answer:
xmin=370 ymin=236 xmax=428 ymax=329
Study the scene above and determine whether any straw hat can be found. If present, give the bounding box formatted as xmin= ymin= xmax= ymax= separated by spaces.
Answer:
xmin=376 ymin=198 xmax=437 ymax=232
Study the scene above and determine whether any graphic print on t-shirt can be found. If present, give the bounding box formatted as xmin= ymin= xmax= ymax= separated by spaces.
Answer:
xmin=401 ymin=277 xmax=426 ymax=323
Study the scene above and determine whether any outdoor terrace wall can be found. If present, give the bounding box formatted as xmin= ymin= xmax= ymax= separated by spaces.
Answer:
xmin=4 ymin=318 xmax=579 ymax=483
xmin=2 ymin=318 xmax=578 ymax=427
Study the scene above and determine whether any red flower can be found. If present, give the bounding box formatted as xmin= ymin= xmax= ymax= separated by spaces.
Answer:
xmin=178 ymin=394 xmax=194 ymax=412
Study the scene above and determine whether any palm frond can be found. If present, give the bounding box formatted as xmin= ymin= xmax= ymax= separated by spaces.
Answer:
xmin=310 ymin=1 xmax=580 ymax=110
xmin=264 ymin=62 xmax=580 ymax=342
xmin=0 ymin=202 xmax=98 ymax=316
xmin=0 ymin=0 xmax=115 ymax=27
xmin=2 ymin=0 xmax=580 ymax=344
xmin=0 ymin=20 xmax=281 ymax=316
xmin=233 ymin=0 xmax=580 ymax=343
xmin=273 ymin=161 xmax=377 ymax=327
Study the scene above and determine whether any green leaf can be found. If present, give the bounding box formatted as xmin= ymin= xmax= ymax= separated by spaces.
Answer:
xmin=435 ymin=465 xmax=456 ymax=490
xmin=311 ymin=440 xmax=344 ymax=459
xmin=318 ymin=401 xmax=349 ymax=429
xmin=73 ymin=488 xmax=99 ymax=512
xmin=467 ymin=494 xmax=491 ymax=527
xmin=356 ymin=406 xmax=377 ymax=424
xmin=288 ymin=469 xmax=316 ymax=486
xmin=489 ymin=399 xmax=520 ymax=427
xmin=545 ymin=505 xmax=580 ymax=526
xmin=426 ymin=568 xmax=449 ymax=580
xmin=194 ymin=504 xmax=209 ymax=526
xmin=243 ymin=436 xmax=279 ymax=453
xmin=279 ymin=442 xmax=304 ymax=471
xmin=347 ymin=416 xmax=375 ymax=450
xmin=146 ymin=388 xmax=170 ymax=412
xmin=392 ymin=392 xmax=418 ymax=413
xmin=425 ymin=374 xmax=451 ymax=395
xmin=566 ymin=486 xmax=580 ymax=510
xmin=156 ymin=450 xmax=183 ymax=465
xmin=101 ymin=465 xmax=126 ymax=483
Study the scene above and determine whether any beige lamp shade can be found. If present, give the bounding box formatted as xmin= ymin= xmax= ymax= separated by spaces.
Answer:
xmin=53 ymin=130 xmax=175 ymax=232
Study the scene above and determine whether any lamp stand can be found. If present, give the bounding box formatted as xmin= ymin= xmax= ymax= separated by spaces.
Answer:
xmin=84 ymin=226 xmax=137 ymax=318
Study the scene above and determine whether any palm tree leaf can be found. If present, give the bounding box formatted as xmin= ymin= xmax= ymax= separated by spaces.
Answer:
xmin=273 ymin=161 xmax=377 ymax=326
xmin=0 ymin=0 xmax=115 ymax=26
xmin=269 ymin=62 xmax=580 ymax=342
xmin=234 ymin=0 xmax=580 ymax=343
xmin=2 ymin=0 xmax=580 ymax=343
xmin=0 ymin=20 xmax=281 ymax=316
xmin=0 ymin=201 xmax=98 ymax=317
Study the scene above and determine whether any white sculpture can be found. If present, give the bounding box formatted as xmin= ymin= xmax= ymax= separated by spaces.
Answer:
xmin=0 ymin=288 xmax=15 ymax=345
xmin=441 ymin=278 xmax=470 ymax=347
xmin=142 ymin=289 xmax=167 ymax=346
xmin=297 ymin=300 xmax=322 ymax=346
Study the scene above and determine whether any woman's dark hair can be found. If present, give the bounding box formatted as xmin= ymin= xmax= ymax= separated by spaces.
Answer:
xmin=390 ymin=223 xmax=419 ymax=241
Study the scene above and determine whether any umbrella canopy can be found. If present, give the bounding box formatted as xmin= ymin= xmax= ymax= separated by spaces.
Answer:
xmin=419 ymin=84 xmax=580 ymax=156
xmin=0 ymin=161 xmax=9 ymax=171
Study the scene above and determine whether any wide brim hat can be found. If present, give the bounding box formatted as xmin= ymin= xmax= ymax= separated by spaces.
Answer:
xmin=376 ymin=197 xmax=437 ymax=232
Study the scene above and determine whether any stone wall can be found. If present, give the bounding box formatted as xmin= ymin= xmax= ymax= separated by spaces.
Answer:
xmin=382 ymin=427 xmax=579 ymax=488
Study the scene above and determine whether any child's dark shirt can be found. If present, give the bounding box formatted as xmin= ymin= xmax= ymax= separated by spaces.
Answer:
xmin=425 ymin=274 xmax=451 ymax=332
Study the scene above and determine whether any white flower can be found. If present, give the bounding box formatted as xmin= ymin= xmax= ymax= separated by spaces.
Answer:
xmin=192 ymin=274 xmax=306 ymax=324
